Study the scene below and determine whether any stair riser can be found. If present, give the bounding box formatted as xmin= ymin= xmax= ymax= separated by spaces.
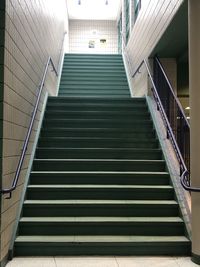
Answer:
xmin=32 ymin=161 xmax=166 ymax=172
xmin=63 ymin=61 xmax=124 ymax=65
xmin=62 ymin=68 xmax=125 ymax=77
xmin=19 ymin=222 xmax=184 ymax=236
xmin=63 ymin=62 xmax=124 ymax=65
xmin=23 ymin=204 xmax=179 ymax=217
xmin=29 ymin=173 xmax=170 ymax=186
xmin=14 ymin=242 xmax=191 ymax=256
xmin=44 ymin=113 xmax=150 ymax=120
xmin=48 ymin=97 xmax=146 ymax=103
xmin=58 ymin=94 xmax=130 ymax=98
xmin=64 ymin=55 xmax=123 ymax=59
xmin=58 ymin=93 xmax=130 ymax=97
xmin=61 ymin=79 xmax=127 ymax=87
xmin=60 ymin=86 xmax=128 ymax=92
xmin=59 ymin=89 xmax=129 ymax=94
xmin=43 ymin=121 xmax=153 ymax=129
xmin=62 ymin=68 xmax=126 ymax=73
xmin=38 ymin=141 xmax=159 ymax=149
xmin=36 ymin=149 xmax=162 ymax=160
xmin=40 ymin=130 xmax=156 ymax=139
xmin=26 ymin=188 xmax=174 ymax=200
xmin=46 ymin=107 xmax=148 ymax=113
xmin=61 ymin=76 xmax=127 ymax=81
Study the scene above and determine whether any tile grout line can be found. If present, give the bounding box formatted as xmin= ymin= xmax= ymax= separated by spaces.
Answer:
xmin=115 ymin=256 xmax=120 ymax=267
xmin=53 ymin=257 xmax=58 ymax=267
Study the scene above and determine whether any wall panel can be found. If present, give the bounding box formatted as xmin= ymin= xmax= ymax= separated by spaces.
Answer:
xmin=69 ymin=20 xmax=118 ymax=54
xmin=0 ymin=0 xmax=68 ymax=263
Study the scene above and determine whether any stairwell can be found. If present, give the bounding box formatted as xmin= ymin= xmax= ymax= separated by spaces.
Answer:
xmin=14 ymin=54 xmax=190 ymax=256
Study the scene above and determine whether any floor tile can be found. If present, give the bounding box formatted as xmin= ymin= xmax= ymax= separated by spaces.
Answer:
xmin=55 ymin=257 xmax=118 ymax=267
xmin=175 ymin=257 xmax=199 ymax=266
xmin=115 ymin=257 xmax=179 ymax=267
xmin=6 ymin=257 xmax=197 ymax=267
xmin=6 ymin=257 xmax=56 ymax=267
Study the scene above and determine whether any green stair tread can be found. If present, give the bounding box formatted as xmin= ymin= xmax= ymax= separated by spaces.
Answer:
xmin=36 ymin=148 xmax=160 ymax=151
xmin=38 ymin=137 xmax=156 ymax=141
xmin=24 ymin=200 xmax=178 ymax=205
xmin=28 ymin=185 xmax=173 ymax=189
xmin=33 ymin=159 xmax=164 ymax=162
xmin=20 ymin=217 xmax=183 ymax=223
xmin=31 ymin=171 xmax=169 ymax=174
xmin=15 ymin=235 xmax=190 ymax=243
xmin=48 ymin=96 xmax=145 ymax=101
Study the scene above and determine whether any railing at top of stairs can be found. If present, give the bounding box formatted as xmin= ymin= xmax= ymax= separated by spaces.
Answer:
xmin=132 ymin=58 xmax=200 ymax=192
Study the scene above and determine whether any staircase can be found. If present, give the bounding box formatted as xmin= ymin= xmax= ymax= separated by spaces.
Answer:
xmin=14 ymin=54 xmax=190 ymax=256
xmin=59 ymin=54 xmax=130 ymax=98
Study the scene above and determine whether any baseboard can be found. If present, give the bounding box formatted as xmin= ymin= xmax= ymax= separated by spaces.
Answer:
xmin=192 ymin=253 xmax=200 ymax=265
xmin=0 ymin=253 xmax=8 ymax=267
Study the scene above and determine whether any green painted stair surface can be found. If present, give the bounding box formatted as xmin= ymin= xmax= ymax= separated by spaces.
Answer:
xmin=14 ymin=54 xmax=190 ymax=256
xmin=58 ymin=54 xmax=130 ymax=97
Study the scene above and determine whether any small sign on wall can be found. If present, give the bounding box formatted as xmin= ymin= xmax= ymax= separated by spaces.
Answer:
xmin=100 ymin=38 xmax=107 ymax=48
xmin=100 ymin=39 xmax=106 ymax=45
xmin=88 ymin=40 xmax=95 ymax=48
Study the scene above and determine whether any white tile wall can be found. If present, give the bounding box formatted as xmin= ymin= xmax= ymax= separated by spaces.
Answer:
xmin=1 ymin=0 xmax=68 ymax=262
xmin=125 ymin=0 xmax=184 ymax=96
xmin=69 ymin=20 xmax=118 ymax=54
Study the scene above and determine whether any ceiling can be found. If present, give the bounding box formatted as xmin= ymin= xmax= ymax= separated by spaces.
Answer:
xmin=151 ymin=0 xmax=188 ymax=63
xmin=66 ymin=0 xmax=121 ymax=20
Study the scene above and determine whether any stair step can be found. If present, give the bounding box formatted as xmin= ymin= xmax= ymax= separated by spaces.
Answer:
xmin=58 ymin=94 xmax=131 ymax=98
xmin=30 ymin=171 xmax=170 ymax=185
xmin=14 ymin=235 xmax=190 ymax=256
xmin=27 ymin=184 xmax=173 ymax=200
xmin=63 ymin=62 xmax=125 ymax=65
xmin=40 ymin=128 xmax=155 ymax=138
xmin=59 ymin=80 xmax=128 ymax=86
xmin=64 ymin=67 xmax=127 ymax=76
xmin=59 ymin=90 xmax=130 ymax=94
xmin=44 ymin=110 xmax=150 ymax=120
xmin=48 ymin=96 xmax=145 ymax=102
xmin=62 ymin=66 xmax=126 ymax=71
xmin=38 ymin=138 xmax=158 ymax=149
xmin=59 ymin=88 xmax=129 ymax=92
xmin=61 ymin=74 xmax=128 ymax=78
xmin=42 ymin=118 xmax=153 ymax=128
xmin=46 ymin=106 xmax=147 ymax=112
xmin=36 ymin=148 xmax=162 ymax=159
xmin=32 ymin=159 xmax=166 ymax=172
xmin=18 ymin=217 xmax=184 ymax=236
xmin=23 ymin=200 xmax=179 ymax=217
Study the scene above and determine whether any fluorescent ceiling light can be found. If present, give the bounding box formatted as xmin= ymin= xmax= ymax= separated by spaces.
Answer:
xmin=185 ymin=107 xmax=190 ymax=110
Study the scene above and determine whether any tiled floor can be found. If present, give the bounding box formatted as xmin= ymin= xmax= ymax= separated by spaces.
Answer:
xmin=6 ymin=257 xmax=199 ymax=267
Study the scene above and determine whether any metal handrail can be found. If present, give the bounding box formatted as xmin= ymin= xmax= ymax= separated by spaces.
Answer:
xmin=155 ymin=56 xmax=190 ymax=128
xmin=120 ymin=31 xmax=133 ymax=72
xmin=133 ymin=59 xmax=200 ymax=192
xmin=1 ymin=57 xmax=58 ymax=199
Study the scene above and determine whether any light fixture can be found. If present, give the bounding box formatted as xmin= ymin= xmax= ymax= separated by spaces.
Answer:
xmin=105 ymin=0 xmax=108 ymax=5
xmin=187 ymin=116 xmax=190 ymax=120
xmin=78 ymin=0 xmax=81 ymax=5
xmin=185 ymin=106 xmax=190 ymax=110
